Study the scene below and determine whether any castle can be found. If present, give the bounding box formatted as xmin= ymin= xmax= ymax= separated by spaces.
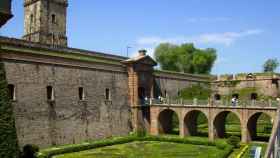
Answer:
xmin=0 ymin=0 xmax=279 ymax=148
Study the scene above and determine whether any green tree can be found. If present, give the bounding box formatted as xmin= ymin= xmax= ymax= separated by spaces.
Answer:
xmin=263 ymin=58 xmax=279 ymax=72
xmin=0 ymin=61 xmax=20 ymax=158
xmin=154 ymin=43 xmax=217 ymax=74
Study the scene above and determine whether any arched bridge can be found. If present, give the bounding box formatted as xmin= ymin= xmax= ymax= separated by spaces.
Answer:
xmin=147 ymin=99 xmax=279 ymax=143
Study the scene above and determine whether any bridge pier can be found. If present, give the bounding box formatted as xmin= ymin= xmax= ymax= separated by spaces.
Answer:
xmin=150 ymin=107 xmax=159 ymax=135
xmin=241 ymin=123 xmax=249 ymax=143
xmin=208 ymin=119 xmax=215 ymax=142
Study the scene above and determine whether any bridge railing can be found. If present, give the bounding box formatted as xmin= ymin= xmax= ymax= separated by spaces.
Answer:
xmin=146 ymin=98 xmax=278 ymax=108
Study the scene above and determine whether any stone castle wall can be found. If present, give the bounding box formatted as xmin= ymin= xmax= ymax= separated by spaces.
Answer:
xmin=0 ymin=37 xmax=131 ymax=148
xmin=213 ymin=74 xmax=280 ymax=99
xmin=1 ymin=36 xmax=279 ymax=148
xmin=4 ymin=61 xmax=131 ymax=148
xmin=154 ymin=70 xmax=212 ymax=98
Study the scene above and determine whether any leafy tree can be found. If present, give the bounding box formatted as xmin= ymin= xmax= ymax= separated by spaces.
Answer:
xmin=154 ymin=43 xmax=217 ymax=74
xmin=263 ymin=58 xmax=279 ymax=72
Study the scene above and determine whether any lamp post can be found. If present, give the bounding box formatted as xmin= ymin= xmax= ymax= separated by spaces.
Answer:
xmin=0 ymin=0 xmax=13 ymax=28
xmin=126 ymin=46 xmax=131 ymax=57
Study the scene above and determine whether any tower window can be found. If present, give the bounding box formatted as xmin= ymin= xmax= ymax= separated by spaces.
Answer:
xmin=105 ymin=88 xmax=111 ymax=100
xmin=79 ymin=87 xmax=85 ymax=100
xmin=8 ymin=84 xmax=16 ymax=101
xmin=30 ymin=14 xmax=34 ymax=33
xmin=47 ymin=86 xmax=54 ymax=100
xmin=51 ymin=14 xmax=56 ymax=24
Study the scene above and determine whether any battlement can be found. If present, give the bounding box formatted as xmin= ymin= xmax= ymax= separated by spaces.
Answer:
xmin=216 ymin=73 xmax=280 ymax=81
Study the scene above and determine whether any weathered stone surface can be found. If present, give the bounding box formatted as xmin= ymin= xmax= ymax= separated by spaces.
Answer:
xmin=4 ymin=61 xmax=130 ymax=148
xmin=23 ymin=0 xmax=68 ymax=46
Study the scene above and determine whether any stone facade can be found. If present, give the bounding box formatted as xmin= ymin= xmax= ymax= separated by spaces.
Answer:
xmin=23 ymin=0 xmax=68 ymax=46
xmin=0 ymin=37 xmax=131 ymax=148
xmin=212 ymin=74 xmax=280 ymax=101
xmin=0 ymin=0 xmax=13 ymax=27
xmin=0 ymin=36 xmax=213 ymax=147
xmin=1 ymin=0 xmax=279 ymax=148
xmin=0 ymin=36 xmax=279 ymax=147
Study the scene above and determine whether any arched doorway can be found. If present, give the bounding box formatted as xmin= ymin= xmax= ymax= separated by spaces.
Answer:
xmin=184 ymin=110 xmax=208 ymax=137
xmin=213 ymin=111 xmax=241 ymax=138
xmin=247 ymin=112 xmax=273 ymax=141
xmin=251 ymin=93 xmax=258 ymax=100
xmin=214 ymin=94 xmax=221 ymax=101
xmin=158 ymin=109 xmax=179 ymax=135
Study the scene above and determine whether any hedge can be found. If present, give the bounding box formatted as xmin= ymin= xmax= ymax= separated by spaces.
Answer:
xmin=37 ymin=136 xmax=233 ymax=158
xmin=0 ymin=60 xmax=20 ymax=158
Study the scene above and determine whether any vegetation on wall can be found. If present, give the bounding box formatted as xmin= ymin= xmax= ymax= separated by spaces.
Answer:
xmin=0 ymin=61 xmax=20 ymax=158
xmin=178 ymin=84 xmax=212 ymax=100
xmin=220 ymin=87 xmax=274 ymax=101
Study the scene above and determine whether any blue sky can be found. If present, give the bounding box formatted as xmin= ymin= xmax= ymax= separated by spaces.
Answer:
xmin=1 ymin=0 xmax=280 ymax=74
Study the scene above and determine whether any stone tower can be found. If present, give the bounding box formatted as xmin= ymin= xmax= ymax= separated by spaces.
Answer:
xmin=23 ymin=0 xmax=68 ymax=46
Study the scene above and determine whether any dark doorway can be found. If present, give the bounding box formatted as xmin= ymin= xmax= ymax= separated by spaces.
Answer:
xmin=251 ymin=93 xmax=258 ymax=100
xmin=214 ymin=94 xmax=221 ymax=100
xmin=232 ymin=94 xmax=239 ymax=99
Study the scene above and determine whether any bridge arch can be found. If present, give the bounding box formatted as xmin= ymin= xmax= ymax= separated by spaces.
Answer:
xmin=183 ymin=110 xmax=208 ymax=137
xmin=158 ymin=109 xmax=180 ymax=135
xmin=247 ymin=112 xmax=273 ymax=141
xmin=213 ymin=111 xmax=241 ymax=138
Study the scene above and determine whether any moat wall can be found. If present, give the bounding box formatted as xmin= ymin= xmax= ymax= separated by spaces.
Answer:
xmin=4 ymin=61 xmax=131 ymax=148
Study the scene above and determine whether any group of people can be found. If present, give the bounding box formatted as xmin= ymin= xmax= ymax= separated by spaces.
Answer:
xmin=231 ymin=96 xmax=238 ymax=106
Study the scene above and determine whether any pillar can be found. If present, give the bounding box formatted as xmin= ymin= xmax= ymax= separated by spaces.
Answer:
xmin=241 ymin=122 xmax=249 ymax=143
xmin=150 ymin=107 xmax=159 ymax=135
xmin=208 ymin=118 xmax=215 ymax=141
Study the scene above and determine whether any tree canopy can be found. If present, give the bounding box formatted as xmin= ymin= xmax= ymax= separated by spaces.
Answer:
xmin=263 ymin=58 xmax=279 ymax=72
xmin=154 ymin=43 xmax=217 ymax=74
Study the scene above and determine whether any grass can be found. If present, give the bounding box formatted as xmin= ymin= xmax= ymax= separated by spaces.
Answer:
xmin=38 ymin=136 xmax=233 ymax=158
xmin=53 ymin=141 xmax=227 ymax=158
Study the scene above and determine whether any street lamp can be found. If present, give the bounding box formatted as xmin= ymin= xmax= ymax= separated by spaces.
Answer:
xmin=126 ymin=46 xmax=132 ymax=57
xmin=0 ymin=0 xmax=13 ymax=28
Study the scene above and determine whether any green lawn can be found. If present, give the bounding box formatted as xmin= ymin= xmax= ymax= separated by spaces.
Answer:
xmin=53 ymin=141 xmax=227 ymax=158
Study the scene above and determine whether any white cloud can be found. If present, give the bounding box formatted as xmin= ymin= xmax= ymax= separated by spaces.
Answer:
xmin=136 ymin=29 xmax=263 ymax=47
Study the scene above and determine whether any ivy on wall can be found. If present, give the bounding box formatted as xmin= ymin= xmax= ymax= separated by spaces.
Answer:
xmin=178 ymin=84 xmax=212 ymax=100
xmin=0 ymin=61 xmax=20 ymax=158
xmin=220 ymin=87 xmax=274 ymax=101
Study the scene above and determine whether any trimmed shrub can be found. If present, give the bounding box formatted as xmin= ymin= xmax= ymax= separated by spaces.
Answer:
xmin=227 ymin=136 xmax=240 ymax=148
xmin=37 ymin=136 xmax=231 ymax=158
xmin=21 ymin=144 xmax=39 ymax=158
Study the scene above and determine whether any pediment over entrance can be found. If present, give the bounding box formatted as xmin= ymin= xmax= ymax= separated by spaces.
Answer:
xmin=121 ymin=50 xmax=157 ymax=67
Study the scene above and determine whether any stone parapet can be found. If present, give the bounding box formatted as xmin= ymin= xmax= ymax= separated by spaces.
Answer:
xmin=154 ymin=70 xmax=213 ymax=82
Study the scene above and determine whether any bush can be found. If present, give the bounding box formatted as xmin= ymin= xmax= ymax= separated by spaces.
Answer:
xmin=21 ymin=144 xmax=39 ymax=158
xmin=135 ymin=129 xmax=147 ymax=137
xmin=0 ymin=61 xmax=20 ymax=158
xmin=227 ymin=136 xmax=240 ymax=148
xmin=215 ymin=140 xmax=227 ymax=150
